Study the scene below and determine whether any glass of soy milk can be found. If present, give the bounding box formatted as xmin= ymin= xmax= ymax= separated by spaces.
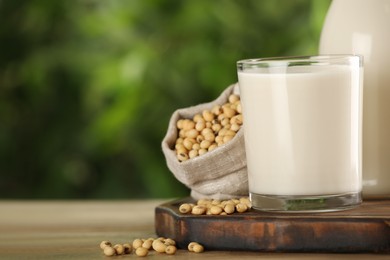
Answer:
xmin=237 ymin=55 xmax=363 ymax=212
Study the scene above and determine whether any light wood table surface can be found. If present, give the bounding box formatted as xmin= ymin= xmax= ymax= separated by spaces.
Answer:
xmin=0 ymin=200 xmax=388 ymax=259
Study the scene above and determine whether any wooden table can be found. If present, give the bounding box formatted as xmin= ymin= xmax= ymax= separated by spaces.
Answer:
xmin=0 ymin=200 xmax=388 ymax=259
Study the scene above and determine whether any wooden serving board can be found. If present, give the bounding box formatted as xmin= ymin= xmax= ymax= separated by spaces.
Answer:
xmin=155 ymin=198 xmax=390 ymax=253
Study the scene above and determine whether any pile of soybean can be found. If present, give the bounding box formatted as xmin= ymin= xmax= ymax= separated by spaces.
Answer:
xmin=175 ymin=94 xmax=243 ymax=162
xmin=179 ymin=197 xmax=251 ymax=215
xmin=100 ymin=238 xmax=204 ymax=257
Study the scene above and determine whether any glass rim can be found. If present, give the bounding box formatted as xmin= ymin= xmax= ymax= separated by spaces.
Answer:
xmin=237 ymin=54 xmax=363 ymax=67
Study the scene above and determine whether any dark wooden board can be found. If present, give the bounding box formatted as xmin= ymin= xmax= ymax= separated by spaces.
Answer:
xmin=155 ymin=198 xmax=390 ymax=253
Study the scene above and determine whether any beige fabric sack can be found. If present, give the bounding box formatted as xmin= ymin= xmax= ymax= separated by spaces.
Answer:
xmin=161 ymin=83 xmax=248 ymax=200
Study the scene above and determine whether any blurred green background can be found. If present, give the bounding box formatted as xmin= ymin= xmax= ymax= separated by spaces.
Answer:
xmin=0 ymin=0 xmax=331 ymax=199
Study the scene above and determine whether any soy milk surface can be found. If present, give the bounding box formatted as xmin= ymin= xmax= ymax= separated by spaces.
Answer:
xmin=238 ymin=65 xmax=362 ymax=195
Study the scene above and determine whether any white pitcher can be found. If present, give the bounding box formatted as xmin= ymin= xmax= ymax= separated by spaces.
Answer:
xmin=319 ymin=0 xmax=390 ymax=198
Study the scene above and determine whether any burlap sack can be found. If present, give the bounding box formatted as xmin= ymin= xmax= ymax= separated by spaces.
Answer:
xmin=161 ymin=83 xmax=248 ymax=200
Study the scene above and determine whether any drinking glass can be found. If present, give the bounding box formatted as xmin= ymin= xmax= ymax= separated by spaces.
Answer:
xmin=237 ymin=55 xmax=363 ymax=212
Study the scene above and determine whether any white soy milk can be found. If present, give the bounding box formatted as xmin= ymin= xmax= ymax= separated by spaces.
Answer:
xmin=238 ymin=65 xmax=362 ymax=195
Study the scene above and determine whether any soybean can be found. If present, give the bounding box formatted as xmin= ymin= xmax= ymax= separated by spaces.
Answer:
xmin=133 ymin=238 xmax=143 ymax=249
xmin=229 ymin=94 xmax=239 ymax=103
xmin=191 ymin=205 xmax=207 ymax=215
xmin=188 ymin=242 xmax=205 ymax=253
xmin=164 ymin=238 xmax=176 ymax=246
xmin=236 ymin=203 xmax=248 ymax=213
xmin=135 ymin=247 xmax=148 ymax=257
xmin=188 ymin=242 xmax=198 ymax=252
xmin=123 ymin=243 xmax=132 ymax=254
xmin=114 ymin=244 xmax=124 ymax=255
xmin=179 ymin=203 xmax=192 ymax=214
xmin=202 ymin=110 xmax=214 ymax=122
xmin=152 ymin=240 xmax=166 ymax=253
xmin=103 ymin=246 xmax=116 ymax=257
xmin=165 ymin=245 xmax=177 ymax=255
xmin=193 ymin=244 xmax=204 ymax=253
xmin=224 ymin=203 xmax=235 ymax=214
xmin=142 ymin=239 xmax=153 ymax=250
xmin=100 ymin=240 xmax=112 ymax=249
xmin=210 ymin=206 xmax=223 ymax=215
